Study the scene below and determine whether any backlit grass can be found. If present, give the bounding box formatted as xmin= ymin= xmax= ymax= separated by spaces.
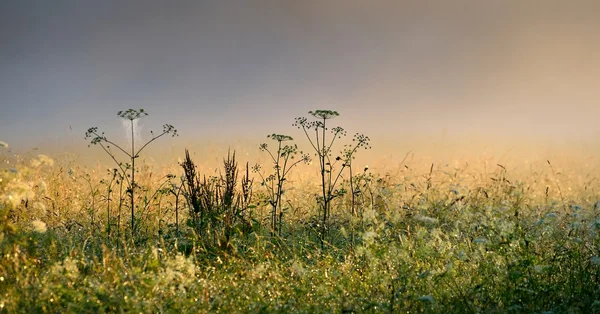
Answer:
xmin=1 ymin=135 xmax=600 ymax=312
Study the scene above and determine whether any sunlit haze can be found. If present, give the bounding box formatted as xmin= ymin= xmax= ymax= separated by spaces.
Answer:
xmin=1 ymin=1 xmax=599 ymax=167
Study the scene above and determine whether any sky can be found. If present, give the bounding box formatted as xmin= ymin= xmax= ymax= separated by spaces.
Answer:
xmin=1 ymin=0 xmax=599 ymax=162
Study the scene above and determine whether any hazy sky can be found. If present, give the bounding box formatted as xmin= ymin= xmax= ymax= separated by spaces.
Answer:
xmin=1 ymin=0 xmax=599 ymax=154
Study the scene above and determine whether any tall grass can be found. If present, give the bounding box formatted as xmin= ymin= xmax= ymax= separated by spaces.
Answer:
xmin=2 ymin=123 xmax=600 ymax=312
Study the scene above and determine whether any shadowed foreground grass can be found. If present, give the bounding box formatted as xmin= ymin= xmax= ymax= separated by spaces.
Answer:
xmin=1 ymin=150 xmax=600 ymax=313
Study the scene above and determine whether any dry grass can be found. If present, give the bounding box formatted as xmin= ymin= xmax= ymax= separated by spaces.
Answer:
xmin=1 ymin=144 xmax=600 ymax=312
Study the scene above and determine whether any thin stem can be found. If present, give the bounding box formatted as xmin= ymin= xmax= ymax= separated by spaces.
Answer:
xmin=90 ymin=130 xmax=132 ymax=158
xmin=266 ymin=147 xmax=278 ymax=164
xmin=320 ymin=119 xmax=327 ymax=249
xmin=142 ymin=176 xmax=173 ymax=212
xmin=97 ymin=143 xmax=131 ymax=187
xmin=349 ymin=161 xmax=355 ymax=216
xmin=130 ymin=119 xmax=135 ymax=237
xmin=135 ymin=130 xmax=169 ymax=157
xmin=330 ymin=165 xmax=347 ymax=198
xmin=282 ymin=158 xmax=304 ymax=178
xmin=301 ymin=126 xmax=318 ymax=152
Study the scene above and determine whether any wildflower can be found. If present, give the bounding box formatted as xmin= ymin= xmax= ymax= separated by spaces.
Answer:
xmin=117 ymin=108 xmax=148 ymax=120
xmin=31 ymin=220 xmax=47 ymax=233
xmin=161 ymin=254 xmax=196 ymax=287
xmin=49 ymin=257 xmax=80 ymax=280
xmin=267 ymin=134 xmax=293 ymax=142
xmin=362 ymin=231 xmax=377 ymax=244
xmin=31 ymin=155 xmax=54 ymax=168
xmin=3 ymin=180 xmax=35 ymax=208
xmin=38 ymin=155 xmax=54 ymax=166
xmin=309 ymin=110 xmax=339 ymax=120
xmin=414 ymin=215 xmax=439 ymax=225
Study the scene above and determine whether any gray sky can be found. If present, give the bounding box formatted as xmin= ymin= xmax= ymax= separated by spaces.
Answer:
xmin=1 ymin=0 xmax=599 ymax=156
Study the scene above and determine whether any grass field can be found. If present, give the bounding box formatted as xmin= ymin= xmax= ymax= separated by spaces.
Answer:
xmin=1 ymin=136 xmax=600 ymax=313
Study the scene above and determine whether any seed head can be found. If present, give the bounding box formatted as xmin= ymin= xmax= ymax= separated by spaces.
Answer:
xmin=332 ymin=126 xmax=346 ymax=138
xmin=118 ymin=108 xmax=148 ymax=121
xmin=268 ymin=134 xmax=293 ymax=142
xmin=309 ymin=110 xmax=339 ymax=120
xmin=293 ymin=117 xmax=308 ymax=129
xmin=162 ymin=124 xmax=178 ymax=137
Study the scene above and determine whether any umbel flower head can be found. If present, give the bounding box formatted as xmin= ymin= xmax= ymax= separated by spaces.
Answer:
xmin=293 ymin=110 xmax=340 ymax=132
xmin=309 ymin=110 xmax=339 ymax=120
xmin=267 ymin=134 xmax=293 ymax=142
xmin=118 ymin=108 xmax=148 ymax=120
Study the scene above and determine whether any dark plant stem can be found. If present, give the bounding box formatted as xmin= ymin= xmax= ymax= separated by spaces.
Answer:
xmin=172 ymin=180 xmax=184 ymax=237
xmin=117 ymin=176 xmax=124 ymax=251
xmin=130 ymin=119 xmax=136 ymax=237
xmin=85 ymin=109 xmax=178 ymax=243
xmin=349 ymin=163 xmax=355 ymax=249
xmin=105 ymin=170 xmax=117 ymax=240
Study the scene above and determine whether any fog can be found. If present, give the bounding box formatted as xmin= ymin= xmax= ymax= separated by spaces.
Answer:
xmin=1 ymin=1 xmax=599 ymax=166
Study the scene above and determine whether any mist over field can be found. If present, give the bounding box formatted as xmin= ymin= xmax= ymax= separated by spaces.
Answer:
xmin=2 ymin=1 xmax=600 ymax=312
xmin=1 ymin=0 xmax=599 ymax=161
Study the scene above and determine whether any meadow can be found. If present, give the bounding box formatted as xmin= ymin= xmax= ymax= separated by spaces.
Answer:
xmin=1 ymin=110 xmax=600 ymax=313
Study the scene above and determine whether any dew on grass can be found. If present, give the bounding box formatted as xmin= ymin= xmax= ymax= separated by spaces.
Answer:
xmin=418 ymin=295 xmax=434 ymax=303
xmin=414 ymin=215 xmax=439 ymax=225
xmin=534 ymin=265 xmax=549 ymax=273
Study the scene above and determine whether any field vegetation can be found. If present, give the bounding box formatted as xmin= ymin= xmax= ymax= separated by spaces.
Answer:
xmin=1 ymin=110 xmax=600 ymax=313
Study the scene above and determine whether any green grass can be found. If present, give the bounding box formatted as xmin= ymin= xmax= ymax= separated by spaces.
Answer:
xmin=1 ymin=147 xmax=600 ymax=313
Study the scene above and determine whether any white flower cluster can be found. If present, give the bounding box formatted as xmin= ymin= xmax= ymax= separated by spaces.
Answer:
xmin=157 ymin=254 xmax=197 ymax=291
xmin=31 ymin=155 xmax=55 ymax=168
xmin=2 ymin=180 xmax=35 ymax=208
